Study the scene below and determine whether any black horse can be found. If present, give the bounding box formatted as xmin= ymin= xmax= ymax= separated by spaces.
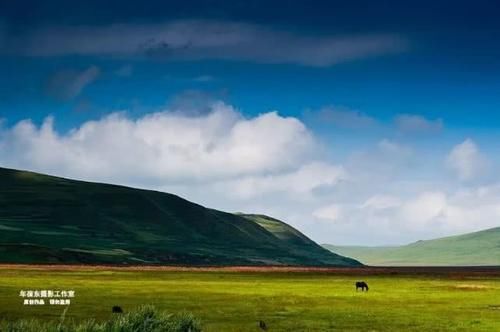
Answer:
xmin=355 ymin=281 xmax=369 ymax=291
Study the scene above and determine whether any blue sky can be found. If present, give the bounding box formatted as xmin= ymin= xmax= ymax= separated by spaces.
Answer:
xmin=2 ymin=0 xmax=500 ymax=244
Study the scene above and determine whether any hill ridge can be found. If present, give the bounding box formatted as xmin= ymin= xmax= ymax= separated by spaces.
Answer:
xmin=0 ymin=166 xmax=360 ymax=266
xmin=323 ymin=227 xmax=500 ymax=266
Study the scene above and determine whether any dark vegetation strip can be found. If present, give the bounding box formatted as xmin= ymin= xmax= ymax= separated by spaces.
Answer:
xmin=1 ymin=264 xmax=499 ymax=276
xmin=0 ymin=305 xmax=200 ymax=332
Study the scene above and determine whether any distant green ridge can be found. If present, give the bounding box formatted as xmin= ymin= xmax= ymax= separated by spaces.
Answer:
xmin=0 ymin=166 xmax=360 ymax=266
xmin=323 ymin=227 xmax=500 ymax=266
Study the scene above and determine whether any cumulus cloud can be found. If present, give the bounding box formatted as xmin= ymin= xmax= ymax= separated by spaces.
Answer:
xmin=0 ymin=102 xmax=315 ymax=185
xmin=316 ymin=186 xmax=500 ymax=245
xmin=5 ymin=20 xmax=408 ymax=66
xmin=218 ymin=162 xmax=346 ymax=200
xmin=44 ymin=65 xmax=100 ymax=100
xmin=395 ymin=114 xmax=443 ymax=133
xmin=446 ymin=138 xmax=488 ymax=181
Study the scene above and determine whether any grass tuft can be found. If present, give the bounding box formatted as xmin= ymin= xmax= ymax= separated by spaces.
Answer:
xmin=0 ymin=305 xmax=201 ymax=332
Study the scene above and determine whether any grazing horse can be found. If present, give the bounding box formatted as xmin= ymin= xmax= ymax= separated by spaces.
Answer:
xmin=355 ymin=281 xmax=369 ymax=291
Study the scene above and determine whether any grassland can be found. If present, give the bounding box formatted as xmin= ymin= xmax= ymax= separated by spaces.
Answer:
xmin=324 ymin=227 xmax=500 ymax=266
xmin=0 ymin=266 xmax=499 ymax=331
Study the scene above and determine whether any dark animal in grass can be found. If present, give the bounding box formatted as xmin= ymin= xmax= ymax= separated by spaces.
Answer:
xmin=112 ymin=306 xmax=123 ymax=313
xmin=355 ymin=281 xmax=369 ymax=291
xmin=259 ymin=320 xmax=268 ymax=330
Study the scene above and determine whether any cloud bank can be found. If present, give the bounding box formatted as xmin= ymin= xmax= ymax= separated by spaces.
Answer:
xmin=3 ymin=20 xmax=408 ymax=66
xmin=0 ymin=103 xmax=497 ymax=245
xmin=0 ymin=103 xmax=315 ymax=184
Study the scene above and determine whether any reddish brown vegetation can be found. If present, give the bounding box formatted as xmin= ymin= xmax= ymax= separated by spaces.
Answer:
xmin=1 ymin=264 xmax=499 ymax=276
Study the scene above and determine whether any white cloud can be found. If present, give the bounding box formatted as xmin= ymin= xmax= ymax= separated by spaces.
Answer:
xmin=6 ymin=20 xmax=408 ymax=66
xmin=377 ymin=138 xmax=412 ymax=157
xmin=218 ymin=162 xmax=346 ymax=200
xmin=394 ymin=188 xmax=500 ymax=236
xmin=313 ymin=204 xmax=343 ymax=222
xmin=316 ymin=187 xmax=500 ymax=245
xmin=44 ymin=65 xmax=100 ymax=100
xmin=0 ymin=102 xmax=315 ymax=185
xmin=362 ymin=194 xmax=401 ymax=210
xmin=446 ymin=138 xmax=488 ymax=181
xmin=398 ymin=191 xmax=447 ymax=229
xmin=395 ymin=114 xmax=443 ymax=133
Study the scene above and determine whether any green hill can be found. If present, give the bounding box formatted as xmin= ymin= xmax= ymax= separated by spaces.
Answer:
xmin=323 ymin=227 xmax=500 ymax=266
xmin=0 ymin=167 xmax=360 ymax=266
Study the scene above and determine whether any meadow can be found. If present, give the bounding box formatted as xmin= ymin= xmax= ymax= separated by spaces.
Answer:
xmin=0 ymin=266 xmax=499 ymax=331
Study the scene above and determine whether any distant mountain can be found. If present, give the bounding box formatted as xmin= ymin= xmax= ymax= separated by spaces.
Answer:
xmin=323 ymin=227 xmax=500 ymax=266
xmin=0 ymin=167 xmax=360 ymax=266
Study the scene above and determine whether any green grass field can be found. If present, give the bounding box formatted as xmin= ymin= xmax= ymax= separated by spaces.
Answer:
xmin=0 ymin=267 xmax=499 ymax=331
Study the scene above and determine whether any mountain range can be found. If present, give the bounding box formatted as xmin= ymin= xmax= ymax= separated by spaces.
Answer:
xmin=0 ymin=167 xmax=359 ymax=266
xmin=323 ymin=227 xmax=500 ymax=266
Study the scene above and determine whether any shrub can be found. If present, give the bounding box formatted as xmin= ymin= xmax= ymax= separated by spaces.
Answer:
xmin=0 ymin=305 xmax=201 ymax=332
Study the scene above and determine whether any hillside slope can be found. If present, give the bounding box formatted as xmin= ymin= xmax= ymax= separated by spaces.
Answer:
xmin=240 ymin=214 xmax=357 ymax=266
xmin=323 ymin=227 xmax=500 ymax=266
xmin=0 ymin=167 xmax=360 ymax=266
